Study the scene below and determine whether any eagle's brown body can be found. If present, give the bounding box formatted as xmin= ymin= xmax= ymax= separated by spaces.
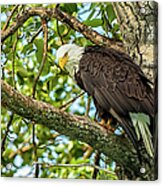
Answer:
xmin=75 ymin=46 xmax=154 ymax=149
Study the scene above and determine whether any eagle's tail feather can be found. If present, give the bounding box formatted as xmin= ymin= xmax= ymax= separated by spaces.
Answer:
xmin=120 ymin=116 xmax=139 ymax=151
xmin=130 ymin=113 xmax=154 ymax=158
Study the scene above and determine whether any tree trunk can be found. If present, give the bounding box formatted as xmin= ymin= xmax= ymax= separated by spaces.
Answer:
xmin=113 ymin=1 xmax=158 ymax=180
xmin=113 ymin=1 xmax=158 ymax=82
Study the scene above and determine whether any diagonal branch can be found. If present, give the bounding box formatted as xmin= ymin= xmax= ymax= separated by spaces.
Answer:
xmin=1 ymin=79 xmax=144 ymax=178
xmin=2 ymin=5 xmax=20 ymax=32
xmin=32 ymin=19 xmax=48 ymax=98
xmin=1 ymin=7 xmax=123 ymax=50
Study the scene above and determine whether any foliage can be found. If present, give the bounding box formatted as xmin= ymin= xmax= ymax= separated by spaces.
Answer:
xmin=1 ymin=3 xmax=120 ymax=179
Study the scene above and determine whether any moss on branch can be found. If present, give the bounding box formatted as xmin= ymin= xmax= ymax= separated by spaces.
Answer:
xmin=1 ymin=80 xmax=143 ymax=178
xmin=1 ymin=80 xmax=156 ymax=180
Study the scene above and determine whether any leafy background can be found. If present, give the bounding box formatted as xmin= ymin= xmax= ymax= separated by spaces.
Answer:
xmin=1 ymin=3 xmax=121 ymax=179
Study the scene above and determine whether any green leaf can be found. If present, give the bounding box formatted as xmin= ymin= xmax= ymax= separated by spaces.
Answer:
xmin=17 ymin=67 xmax=33 ymax=77
xmin=102 ymin=16 xmax=110 ymax=34
xmin=106 ymin=3 xmax=116 ymax=23
xmin=89 ymin=2 xmax=98 ymax=10
xmin=22 ymin=43 xmax=33 ymax=55
xmin=55 ymin=144 xmax=65 ymax=153
xmin=84 ymin=19 xmax=103 ymax=27
xmin=87 ymin=9 xmax=96 ymax=20
xmin=59 ymin=25 xmax=66 ymax=35
xmin=3 ymin=148 xmax=13 ymax=158
xmin=41 ymin=60 xmax=50 ymax=76
xmin=112 ymin=23 xmax=120 ymax=32
xmin=13 ymin=122 xmax=21 ymax=134
xmin=60 ymin=3 xmax=77 ymax=15
xmin=34 ymin=39 xmax=44 ymax=63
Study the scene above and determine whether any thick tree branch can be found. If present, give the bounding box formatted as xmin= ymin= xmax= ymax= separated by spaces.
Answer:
xmin=1 ymin=7 xmax=123 ymax=50
xmin=2 ymin=79 xmax=151 ymax=179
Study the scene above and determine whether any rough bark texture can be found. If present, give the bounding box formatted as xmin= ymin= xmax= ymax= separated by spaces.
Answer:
xmin=113 ymin=1 xmax=158 ymax=82
xmin=112 ymin=2 xmax=158 ymax=180
xmin=1 ymin=80 xmax=155 ymax=180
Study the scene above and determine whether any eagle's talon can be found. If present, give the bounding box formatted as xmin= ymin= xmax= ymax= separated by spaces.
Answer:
xmin=105 ymin=118 xmax=115 ymax=133
xmin=99 ymin=119 xmax=106 ymax=126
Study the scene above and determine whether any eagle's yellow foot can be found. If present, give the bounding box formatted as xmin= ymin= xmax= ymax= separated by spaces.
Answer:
xmin=99 ymin=118 xmax=115 ymax=133
xmin=99 ymin=118 xmax=106 ymax=126
xmin=106 ymin=118 xmax=115 ymax=133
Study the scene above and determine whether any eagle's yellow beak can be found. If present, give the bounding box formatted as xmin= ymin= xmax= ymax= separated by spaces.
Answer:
xmin=59 ymin=54 xmax=68 ymax=70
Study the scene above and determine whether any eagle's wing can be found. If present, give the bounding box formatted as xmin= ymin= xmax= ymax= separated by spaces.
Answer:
xmin=78 ymin=47 xmax=154 ymax=116
xmin=76 ymin=47 xmax=154 ymax=149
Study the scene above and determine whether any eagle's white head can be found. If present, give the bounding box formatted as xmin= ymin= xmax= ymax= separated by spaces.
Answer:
xmin=56 ymin=44 xmax=84 ymax=76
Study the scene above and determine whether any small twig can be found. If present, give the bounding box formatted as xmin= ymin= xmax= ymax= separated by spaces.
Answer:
xmin=7 ymin=134 xmax=59 ymax=158
xmin=33 ymin=162 xmax=116 ymax=175
xmin=84 ymin=97 xmax=93 ymax=161
xmin=1 ymin=113 xmax=14 ymax=155
xmin=12 ymin=31 xmax=18 ymax=89
xmin=32 ymin=19 xmax=48 ymax=98
xmin=38 ymin=134 xmax=61 ymax=149
xmin=85 ymin=96 xmax=100 ymax=179
xmin=38 ymin=142 xmax=56 ymax=149
xmin=62 ymin=27 xmax=71 ymax=37
xmin=31 ymin=19 xmax=48 ymax=178
xmin=56 ymin=20 xmax=64 ymax=44
xmin=32 ymin=121 xmax=39 ymax=178
xmin=29 ymin=26 xmax=43 ymax=43
xmin=24 ymin=167 xmax=35 ymax=177
xmin=56 ymin=4 xmax=60 ymax=9
xmin=8 ymin=136 xmax=31 ymax=159
xmin=83 ymin=145 xmax=93 ymax=160
xmin=59 ymin=92 xmax=85 ymax=110
xmin=92 ymin=151 xmax=101 ymax=179
xmin=2 ymin=5 xmax=19 ymax=32
xmin=9 ymin=144 xmax=34 ymax=159
xmin=84 ymin=96 xmax=93 ymax=163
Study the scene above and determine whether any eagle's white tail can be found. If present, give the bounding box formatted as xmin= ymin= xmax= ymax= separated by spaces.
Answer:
xmin=130 ymin=113 xmax=154 ymax=157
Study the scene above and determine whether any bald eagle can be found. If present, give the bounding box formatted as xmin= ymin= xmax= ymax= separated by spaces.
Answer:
xmin=56 ymin=44 xmax=155 ymax=157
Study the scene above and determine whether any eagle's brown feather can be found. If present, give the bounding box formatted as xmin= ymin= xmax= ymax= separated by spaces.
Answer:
xmin=75 ymin=46 xmax=154 ymax=149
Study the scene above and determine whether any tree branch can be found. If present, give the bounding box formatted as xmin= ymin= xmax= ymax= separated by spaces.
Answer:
xmin=1 ymin=7 xmax=123 ymax=50
xmin=29 ymin=26 xmax=43 ymax=43
xmin=59 ymin=92 xmax=85 ymax=110
xmin=2 ymin=79 xmax=146 ymax=179
xmin=2 ymin=5 xmax=19 ymax=31
xmin=1 ymin=113 xmax=14 ymax=155
xmin=32 ymin=19 xmax=48 ymax=98
xmin=33 ymin=162 xmax=116 ymax=176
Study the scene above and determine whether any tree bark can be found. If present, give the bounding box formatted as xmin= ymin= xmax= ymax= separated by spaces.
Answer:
xmin=113 ymin=1 xmax=158 ymax=82
xmin=112 ymin=1 xmax=158 ymax=180
xmin=1 ymin=80 xmax=156 ymax=180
